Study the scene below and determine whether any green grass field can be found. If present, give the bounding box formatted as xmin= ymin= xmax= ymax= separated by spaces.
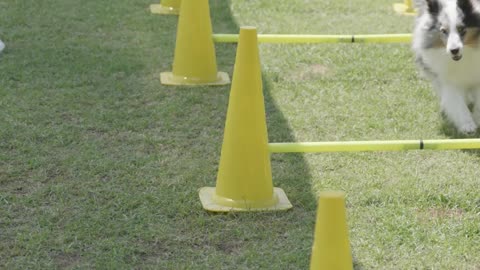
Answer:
xmin=1 ymin=0 xmax=479 ymax=268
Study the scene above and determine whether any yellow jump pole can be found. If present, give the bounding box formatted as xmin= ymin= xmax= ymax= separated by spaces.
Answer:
xmin=268 ymin=139 xmax=480 ymax=153
xmin=393 ymin=0 xmax=416 ymax=16
xmin=213 ymin=34 xmax=412 ymax=44
xmin=150 ymin=0 xmax=181 ymax=15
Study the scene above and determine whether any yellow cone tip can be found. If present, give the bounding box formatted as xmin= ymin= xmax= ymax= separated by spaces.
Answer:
xmin=393 ymin=3 xmax=416 ymax=15
xmin=199 ymin=187 xmax=292 ymax=212
xmin=240 ymin=26 xmax=257 ymax=30
xmin=150 ymin=4 xmax=180 ymax=15
xmin=310 ymin=190 xmax=353 ymax=270
xmin=160 ymin=72 xmax=230 ymax=86
xmin=318 ymin=190 xmax=346 ymax=199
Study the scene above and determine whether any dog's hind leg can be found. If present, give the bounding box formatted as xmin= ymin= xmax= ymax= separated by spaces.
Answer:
xmin=439 ymin=85 xmax=477 ymax=134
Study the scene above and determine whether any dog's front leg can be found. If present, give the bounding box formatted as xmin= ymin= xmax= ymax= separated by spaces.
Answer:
xmin=471 ymin=89 xmax=480 ymax=127
xmin=439 ymin=84 xmax=477 ymax=134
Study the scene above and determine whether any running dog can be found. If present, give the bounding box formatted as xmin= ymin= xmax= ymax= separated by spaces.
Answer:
xmin=413 ymin=0 xmax=480 ymax=134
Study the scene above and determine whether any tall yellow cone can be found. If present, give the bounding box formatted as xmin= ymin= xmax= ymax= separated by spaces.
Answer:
xmin=150 ymin=0 xmax=181 ymax=15
xmin=199 ymin=27 xmax=291 ymax=212
xmin=310 ymin=191 xmax=353 ymax=270
xmin=160 ymin=0 xmax=230 ymax=86
xmin=393 ymin=0 xmax=416 ymax=16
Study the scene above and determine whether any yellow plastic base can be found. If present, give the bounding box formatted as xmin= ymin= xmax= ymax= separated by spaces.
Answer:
xmin=150 ymin=4 xmax=179 ymax=15
xmin=199 ymin=187 xmax=292 ymax=212
xmin=393 ymin=3 xmax=416 ymax=16
xmin=160 ymin=72 xmax=230 ymax=86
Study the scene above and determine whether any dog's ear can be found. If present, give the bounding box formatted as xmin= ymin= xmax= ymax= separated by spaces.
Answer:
xmin=459 ymin=0 xmax=480 ymax=26
xmin=425 ymin=0 xmax=440 ymax=15
xmin=458 ymin=0 xmax=472 ymax=13
xmin=458 ymin=0 xmax=480 ymax=14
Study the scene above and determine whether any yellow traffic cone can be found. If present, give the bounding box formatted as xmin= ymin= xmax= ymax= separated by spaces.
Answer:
xmin=393 ymin=0 xmax=416 ymax=16
xmin=160 ymin=0 xmax=230 ymax=86
xmin=150 ymin=0 xmax=181 ymax=15
xmin=310 ymin=191 xmax=353 ymax=270
xmin=199 ymin=27 xmax=291 ymax=212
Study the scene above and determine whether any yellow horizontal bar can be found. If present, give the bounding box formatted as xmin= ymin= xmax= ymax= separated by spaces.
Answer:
xmin=213 ymin=34 xmax=412 ymax=44
xmin=268 ymin=139 xmax=480 ymax=153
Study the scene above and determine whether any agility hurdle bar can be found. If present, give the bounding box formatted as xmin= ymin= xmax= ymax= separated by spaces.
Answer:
xmin=269 ymin=139 xmax=480 ymax=153
xmin=213 ymin=33 xmax=412 ymax=44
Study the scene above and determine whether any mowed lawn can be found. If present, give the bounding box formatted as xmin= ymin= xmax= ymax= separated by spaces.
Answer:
xmin=1 ymin=0 xmax=479 ymax=269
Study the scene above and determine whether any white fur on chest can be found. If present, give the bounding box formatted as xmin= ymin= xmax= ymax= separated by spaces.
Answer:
xmin=421 ymin=47 xmax=480 ymax=89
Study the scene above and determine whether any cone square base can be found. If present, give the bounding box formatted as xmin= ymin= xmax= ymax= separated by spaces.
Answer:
xmin=199 ymin=187 xmax=292 ymax=212
xmin=393 ymin=3 xmax=416 ymax=15
xmin=150 ymin=4 xmax=179 ymax=15
xmin=160 ymin=72 xmax=230 ymax=86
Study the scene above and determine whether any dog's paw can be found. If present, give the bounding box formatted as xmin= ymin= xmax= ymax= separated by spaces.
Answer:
xmin=458 ymin=121 xmax=478 ymax=135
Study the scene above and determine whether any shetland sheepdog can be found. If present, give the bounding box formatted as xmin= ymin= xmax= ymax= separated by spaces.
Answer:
xmin=413 ymin=0 xmax=480 ymax=134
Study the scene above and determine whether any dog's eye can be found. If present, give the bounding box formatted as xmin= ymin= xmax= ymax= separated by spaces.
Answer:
xmin=440 ymin=27 xmax=448 ymax=34
xmin=457 ymin=26 xmax=466 ymax=34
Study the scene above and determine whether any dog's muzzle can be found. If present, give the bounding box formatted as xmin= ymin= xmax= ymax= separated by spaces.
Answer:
xmin=451 ymin=54 xmax=462 ymax=61
xmin=448 ymin=46 xmax=462 ymax=61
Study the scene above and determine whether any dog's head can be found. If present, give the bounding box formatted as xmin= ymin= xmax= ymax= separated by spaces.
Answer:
xmin=421 ymin=0 xmax=480 ymax=61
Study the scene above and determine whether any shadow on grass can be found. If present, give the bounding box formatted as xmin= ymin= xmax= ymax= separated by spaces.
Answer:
xmin=264 ymin=76 xmax=365 ymax=269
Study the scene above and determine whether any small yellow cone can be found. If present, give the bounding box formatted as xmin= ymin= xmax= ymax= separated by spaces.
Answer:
xmin=310 ymin=191 xmax=353 ymax=270
xmin=160 ymin=0 xmax=230 ymax=86
xmin=393 ymin=0 xmax=416 ymax=16
xmin=199 ymin=27 xmax=291 ymax=212
xmin=150 ymin=0 xmax=181 ymax=15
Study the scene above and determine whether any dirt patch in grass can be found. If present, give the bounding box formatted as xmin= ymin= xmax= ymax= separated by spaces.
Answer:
xmin=289 ymin=64 xmax=332 ymax=80
xmin=53 ymin=252 xmax=82 ymax=269
xmin=416 ymin=207 xmax=465 ymax=223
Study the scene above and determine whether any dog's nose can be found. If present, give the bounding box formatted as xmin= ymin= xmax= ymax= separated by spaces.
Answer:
xmin=450 ymin=48 xmax=460 ymax=55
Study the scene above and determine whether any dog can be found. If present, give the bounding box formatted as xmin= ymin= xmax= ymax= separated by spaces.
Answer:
xmin=0 ymin=39 xmax=4 ymax=53
xmin=413 ymin=0 xmax=480 ymax=134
